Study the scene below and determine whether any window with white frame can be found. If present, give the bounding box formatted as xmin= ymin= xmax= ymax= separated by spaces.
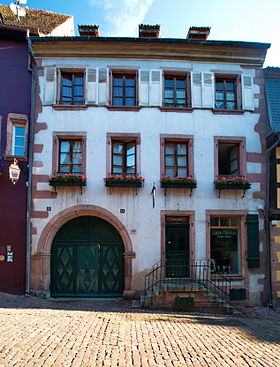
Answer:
xmin=13 ymin=125 xmax=26 ymax=157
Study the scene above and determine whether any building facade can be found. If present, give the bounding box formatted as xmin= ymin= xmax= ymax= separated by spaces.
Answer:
xmin=29 ymin=27 xmax=269 ymax=305
xmin=0 ymin=3 xmax=74 ymax=294
xmin=264 ymin=67 xmax=280 ymax=308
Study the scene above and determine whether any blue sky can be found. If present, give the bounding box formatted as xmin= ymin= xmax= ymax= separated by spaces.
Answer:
xmin=2 ymin=0 xmax=279 ymax=66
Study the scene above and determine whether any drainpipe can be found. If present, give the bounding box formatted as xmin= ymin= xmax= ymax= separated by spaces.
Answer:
xmin=25 ymin=36 xmax=36 ymax=295
xmin=265 ymin=135 xmax=280 ymax=308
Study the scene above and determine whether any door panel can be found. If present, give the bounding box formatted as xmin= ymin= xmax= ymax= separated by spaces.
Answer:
xmin=51 ymin=216 xmax=124 ymax=297
xmin=166 ymin=224 xmax=189 ymax=278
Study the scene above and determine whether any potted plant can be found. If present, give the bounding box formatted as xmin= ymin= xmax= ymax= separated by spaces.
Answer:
xmin=49 ymin=174 xmax=86 ymax=186
xmin=214 ymin=176 xmax=251 ymax=190
xmin=104 ymin=175 xmax=145 ymax=187
xmin=160 ymin=175 xmax=197 ymax=189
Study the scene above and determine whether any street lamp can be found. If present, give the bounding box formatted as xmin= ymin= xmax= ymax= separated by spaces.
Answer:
xmin=9 ymin=158 xmax=21 ymax=185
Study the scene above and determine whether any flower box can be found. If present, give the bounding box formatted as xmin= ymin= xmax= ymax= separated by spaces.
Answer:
xmin=104 ymin=175 xmax=145 ymax=188
xmin=49 ymin=174 xmax=86 ymax=187
xmin=160 ymin=176 xmax=197 ymax=189
xmin=214 ymin=176 xmax=251 ymax=190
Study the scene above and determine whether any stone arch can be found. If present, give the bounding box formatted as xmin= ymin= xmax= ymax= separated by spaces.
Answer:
xmin=31 ymin=205 xmax=135 ymax=298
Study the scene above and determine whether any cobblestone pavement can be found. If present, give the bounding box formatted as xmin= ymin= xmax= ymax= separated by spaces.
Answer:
xmin=0 ymin=293 xmax=279 ymax=367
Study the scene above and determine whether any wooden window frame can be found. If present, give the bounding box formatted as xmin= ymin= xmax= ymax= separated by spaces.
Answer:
xmin=52 ymin=132 xmax=87 ymax=175
xmin=214 ymin=137 xmax=246 ymax=179
xmin=58 ymin=139 xmax=83 ymax=174
xmin=214 ymin=74 xmax=241 ymax=111
xmin=160 ymin=135 xmax=194 ymax=178
xmin=163 ymin=73 xmax=191 ymax=108
xmin=110 ymin=70 xmax=138 ymax=107
xmin=58 ymin=70 xmax=85 ymax=105
xmin=111 ymin=140 xmax=137 ymax=175
xmin=106 ymin=133 xmax=141 ymax=176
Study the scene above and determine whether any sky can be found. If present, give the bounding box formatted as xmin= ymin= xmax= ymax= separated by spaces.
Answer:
xmin=2 ymin=0 xmax=279 ymax=66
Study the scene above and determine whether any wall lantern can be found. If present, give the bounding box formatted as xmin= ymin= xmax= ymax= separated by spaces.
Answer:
xmin=9 ymin=158 xmax=21 ymax=185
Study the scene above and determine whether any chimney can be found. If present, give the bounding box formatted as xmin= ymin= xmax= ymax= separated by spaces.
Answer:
xmin=78 ymin=25 xmax=100 ymax=37
xmin=187 ymin=27 xmax=210 ymax=40
xmin=139 ymin=24 xmax=160 ymax=38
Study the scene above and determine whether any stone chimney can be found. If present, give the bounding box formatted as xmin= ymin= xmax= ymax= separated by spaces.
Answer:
xmin=78 ymin=25 xmax=100 ymax=37
xmin=187 ymin=27 xmax=210 ymax=40
xmin=139 ymin=24 xmax=160 ymax=38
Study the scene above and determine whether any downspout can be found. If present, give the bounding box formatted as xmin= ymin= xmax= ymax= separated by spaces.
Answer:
xmin=25 ymin=35 xmax=36 ymax=295
xmin=265 ymin=136 xmax=280 ymax=308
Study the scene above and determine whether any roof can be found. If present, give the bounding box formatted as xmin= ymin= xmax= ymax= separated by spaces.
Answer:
xmin=0 ymin=4 xmax=71 ymax=35
xmin=264 ymin=67 xmax=280 ymax=133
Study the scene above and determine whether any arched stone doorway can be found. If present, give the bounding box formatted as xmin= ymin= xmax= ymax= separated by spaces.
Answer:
xmin=30 ymin=205 xmax=135 ymax=298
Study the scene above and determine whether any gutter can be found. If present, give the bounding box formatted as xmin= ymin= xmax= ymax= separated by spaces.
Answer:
xmin=25 ymin=35 xmax=37 ymax=295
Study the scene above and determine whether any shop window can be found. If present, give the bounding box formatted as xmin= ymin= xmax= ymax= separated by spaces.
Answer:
xmin=210 ymin=216 xmax=241 ymax=273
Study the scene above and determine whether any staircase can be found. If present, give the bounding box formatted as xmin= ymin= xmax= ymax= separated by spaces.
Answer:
xmin=141 ymin=260 xmax=233 ymax=314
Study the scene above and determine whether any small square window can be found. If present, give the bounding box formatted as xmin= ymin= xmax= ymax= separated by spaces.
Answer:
xmin=60 ymin=72 xmax=84 ymax=105
xmin=111 ymin=72 xmax=137 ymax=106
xmin=164 ymin=74 xmax=190 ymax=108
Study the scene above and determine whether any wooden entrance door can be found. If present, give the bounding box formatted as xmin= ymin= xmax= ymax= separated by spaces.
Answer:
xmin=51 ymin=216 xmax=124 ymax=297
xmin=165 ymin=221 xmax=189 ymax=278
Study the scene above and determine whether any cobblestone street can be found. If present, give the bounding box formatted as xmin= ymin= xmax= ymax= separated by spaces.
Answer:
xmin=0 ymin=292 xmax=279 ymax=367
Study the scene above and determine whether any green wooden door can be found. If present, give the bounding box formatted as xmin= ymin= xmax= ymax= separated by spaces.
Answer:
xmin=166 ymin=223 xmax=189 ymax=278
xmin=51 ymin=216 xmax=124 ymax=297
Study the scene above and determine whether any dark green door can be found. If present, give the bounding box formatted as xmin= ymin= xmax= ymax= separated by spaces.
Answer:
xmin=51 ymin=216 xmax=124 ymax=297
xmin=166 ymin=223 xmax=189 ymax=278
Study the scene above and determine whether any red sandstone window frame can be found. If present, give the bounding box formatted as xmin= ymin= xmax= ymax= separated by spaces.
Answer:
xmin=109 ymin=70 xmax=139 ymax=107
xmin=106 ymin=133 xmax=141 ymax=177
xmin=52 ymin=132 xmax=87 ymax=175
xmin=214 ymin=136 xmax=246 ymax=179
xmin=160 ymin=135 xmax=194 ymax=178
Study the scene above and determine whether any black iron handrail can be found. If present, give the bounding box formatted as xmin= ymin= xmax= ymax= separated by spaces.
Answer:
xmin=144 ymin=259 xmax=232 ymax=306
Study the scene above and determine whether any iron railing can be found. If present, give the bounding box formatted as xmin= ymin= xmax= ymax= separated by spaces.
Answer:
xmin=144 ymin=259 xmax=232 ymax=307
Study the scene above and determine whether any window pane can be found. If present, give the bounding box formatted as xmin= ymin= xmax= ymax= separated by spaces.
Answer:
xmin=177 ymin=144 xmax=186 ymax=154
xmin=126 ymin=78 xmax=135 ymax=86
xmin=113 ymin=98 xmax=123 ymax=106
xmin=113 ymin=87 xmax=123 ymax=97
xmin=15 ymin=126 xmax=25 ymax=136
xmin=216 ymin=91 xmax=224 ymax=101
xmin=15 ymin=137 xmax=25 ymax=147
xmin=164 ymin=89 xmax=174 ymax=99
xmin=126 ymin=166 xmax=136 ymax=173
xmin=216 ymin=82 xmax=223 ymax=90
xmin=215 ymin=101 xmax=224 ymax=109
xmin=220 ymin=217 xmax=230 ymax=226
xmin=226 ymin=82 xmax=234 ymax=91
xmin=60 ymin=153 xmax=70 ymax=164
xmin=60 ymin=165 xmax=70 ymax=173
xmin=164 ymin=99 xmax=174 ymax=105
xmin=165 ymin=144 xmax=175 ymax=154
xmin=74 ymin=76 xmax=84 ymax=85
xmin=177 ymin=168 xmax=187 ymax=177
xmin=62 ymin=75 xmax=72 ymax=86
xmin=127 ymin=143 xmax=135 ymax=155
xmin=113 ymin=77 xmax=123 ymax=86
xmin=177 ymin=156 xmax=187 ymax=166
xmin=176 ymin=90 xmax=186 ymax=99
xmin=72 ymin=141 xmax=82 ymax=152
xmin=125 ymin=98 xmax=135 ymax=106
xmin=166 ymin=168 xmax=175 ymax=177
xmin=210 ymin=217 xmax=219 ymax=226
xmin=176 ymin=79 xmax=185 ymax=88
xmin=113 ymin=155 xmax=123 ymax=166
xmin=227 ymin=102 xmax=235 ymax=110
xmin=127 ymin=155 xmax=135 ymax=168
xmin=165 ymin=79 xmax=174 ymax=88
xmin=126 ymin=87 xmax=135 ymax=97
xmin=112 ymin=167 xmax=122 ymax=174
xmin=14 ymin=147 xmax=24 ymax=156
xmin=165 ymin=156 xmax=175 ymax=166
xmin=72 ymin=153 xmax=82 ymax=164
xmin=226 ymin=91 xmax=235 ymax=101
xmin=231 ymin=217 xmax=240 ymax=226
xmin=74 ymin=86 xmax=83 ymax=96
xmin=113 ymin=143 xmax=123 ymax=154
xmin=72 ymin=165 xmax=82 ymax=173
xmin=60 ymin=142 xmax=70 ymax=152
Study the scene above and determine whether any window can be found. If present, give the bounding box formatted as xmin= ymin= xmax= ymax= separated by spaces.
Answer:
xmin=218 ymin=142 xmax=239 ymax=175
xmin=210 ymin=216 xmax=241 ymax=273
xmin=214 ymin=137 xmax=246 ymax=178
xmin=13 ymin=125 xmax=26 ymax=157
xmin=215 ymin=76 xmax=239 ymax=110
xmin=60 ymin=72 xmax=84 ymax=105
xmin=164 ymin=74 xmax=190 ymax=108
xmin=5 ymin=113 xmax=28 ymax=158
xmin=58 ymin=139 xmax=83 ymax=174
xmin=112 ymin=140 xmax=136 ymax=174
xmin=111 ymin=72 xmax=137 ymax=106
xmin=164 ymin=142 xmax=188 ymax=177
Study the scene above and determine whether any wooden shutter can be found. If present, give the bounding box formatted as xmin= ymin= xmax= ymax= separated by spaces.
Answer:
xmin=139 ymin=70 xmax=149 ymax=106
xmin=202 ymin=72 xmax=214 ymax=108
xmin=86 ymin=68 xmax=98 ymax=105
xmin=149 ymin=69 xmax=162 ymax=106
xmin=191 ymin=72 xmax=202 ymax=107
xmin=247 ymin=214 xmax=260 ymax=268
xmin=44 ymin=67 xmax=56 ymax=105
xmin=98 ymin=68 xmax=108 ymax=105
xmin=242 ymin=75 xmax=254 ymax=111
